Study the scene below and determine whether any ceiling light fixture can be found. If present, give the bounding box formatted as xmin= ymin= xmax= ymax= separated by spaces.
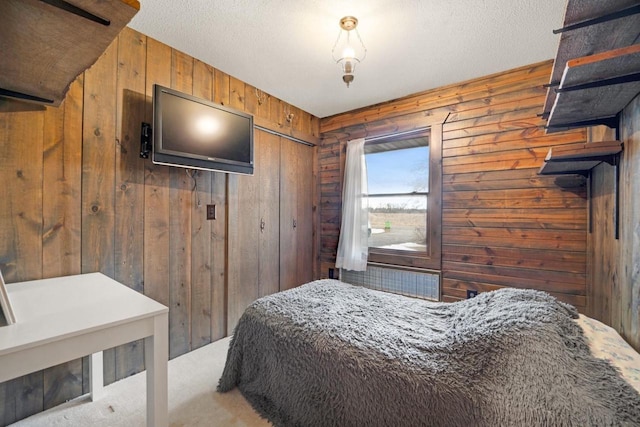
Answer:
xmin=332 ymin=16 xmax=367 ymax=88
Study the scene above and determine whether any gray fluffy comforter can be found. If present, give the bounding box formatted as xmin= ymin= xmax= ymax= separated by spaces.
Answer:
xmin=218 ymin=279 xmax=640 ymax=426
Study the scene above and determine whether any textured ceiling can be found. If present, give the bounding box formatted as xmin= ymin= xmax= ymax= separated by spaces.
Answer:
xmin=128 ymin=1 xmax=565 ymax=118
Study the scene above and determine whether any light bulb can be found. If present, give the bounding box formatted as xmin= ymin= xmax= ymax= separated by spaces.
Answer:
xmin=342 ymin=46 xmax=355 ymax=59
xmin=344 ymin=60 xmax=353 ymax=74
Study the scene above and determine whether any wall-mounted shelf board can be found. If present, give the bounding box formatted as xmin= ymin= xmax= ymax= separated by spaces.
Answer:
xmin=539 ymin=140 xmax=622 ymax=175
xmin=547 ymin=45 xmax=640 ymax=130
xmin=542 ymin=0 xmax=640 ymax=129
xmin=0 ymin=0 xmax=139 ymax=107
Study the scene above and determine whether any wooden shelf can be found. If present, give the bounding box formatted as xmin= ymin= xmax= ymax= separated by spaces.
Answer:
xmin=539 ymin=141 xmax=622 ymax=175
xmin=547 ymin=45 xmax=640 ymax=131
xmin=0 ymin=0 xmax=139 ymax=107
xmin=543 ymin=0 xmax=640 ymax=132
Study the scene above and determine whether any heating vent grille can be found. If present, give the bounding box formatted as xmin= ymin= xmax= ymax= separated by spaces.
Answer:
xmin=341 ymin=265 xmax=440 ymax=301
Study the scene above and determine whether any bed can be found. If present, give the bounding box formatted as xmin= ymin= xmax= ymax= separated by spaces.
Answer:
xmin=218 ymin=279 xmax=640 ymax=426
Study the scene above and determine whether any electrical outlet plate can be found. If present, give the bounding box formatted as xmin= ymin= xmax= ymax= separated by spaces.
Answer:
xmin=206 ymin=204 xmax=216 ymax=220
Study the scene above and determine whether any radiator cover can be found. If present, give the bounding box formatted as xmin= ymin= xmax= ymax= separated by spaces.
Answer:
xmin=340 ymin=265 xmax=440 ymax=301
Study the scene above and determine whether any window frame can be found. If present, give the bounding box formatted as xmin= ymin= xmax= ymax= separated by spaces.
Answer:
xmin=366 ymin=126 xmax=442 ymax=270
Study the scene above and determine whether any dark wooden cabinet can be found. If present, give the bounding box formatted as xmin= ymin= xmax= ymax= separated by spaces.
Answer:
xmin=227 ymin=129 xmax=314 ymax=332
xmin=280 ymin=137 xmax=314 ymax=291
xmin=258 ymin=132 xmax=282 ymax=297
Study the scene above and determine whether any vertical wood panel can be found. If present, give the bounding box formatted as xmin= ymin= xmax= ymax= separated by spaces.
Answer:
xmin=0 ymin=112 xmax=44 ymax=281
xmin=190 ymin=59 xmax=214 ymax=350
xmin=81 ymin=42 xmax=118 ymax=276
xmin=298 ymin=110 xmax=312 ymax=135
xmin=82 ymin=39 xmax=118 ymax=384
xmin=590 ymin=95 xmax=640 ymax=352
xmin=140 ymin=38 xmax=172 ymax=403
xmin=209 ymin=66 xmax=227 ymax=340
xmin=42 ymin=78 xmax=82 ymax=278
xmin=296 ymin=142 xmax=314 ymax=285
xmin=228 ymin=133 xmax=261 ymax=331
xmin=210 ymin=170 xmax=227 ymax=341
xmin=0 ymin=377 xmax=11 ymax=426
xmin=213 ymin=69 xmax=230 ymax=106
xmin=9 ymin=373 xmax=43 ymax=423
xmin=0 ymin=109 xmax=45 ymax=425
xmin=210 ymin=40 xmax=231 ymax=337
xmin=225 ymin=173 xmax=239 ymax=335
xmin=620 ymin=95 xmax=640 ymax=351
xmin=258 ymin=132 xmax=280 ymax=297
xmin=269 ymin=97 xmax=282 ymax=128
xmin=429 ymin=124 xmax=443 ymax=266
xmin=114 ymin=27 xmax=146 ymax=382
xmin=41 ymin=76 xmax=83 ymax=410
xmin=229 ymin=77 xmax=245 ymax=111
xmin=168 ymin=49 xmax=194 ymax=359
xmin=245 ymin=84 xmax=270 ymax=120
xmin=312 ymin=138 xmax=320 ymax=278
xmin=280 ymin=138 xmax=298 ymax=291
xmin=244 ymin=84 xmax=258 ymax=116
xmin=588 ymin=161 xmax=616 ymax=325
xmin=224 ymin=72 xmax=249 ymax=333
xmin=310 ymin=115 xmax=320 ymax=138
xmin=143 ymin=37 xmax=172 ymax=309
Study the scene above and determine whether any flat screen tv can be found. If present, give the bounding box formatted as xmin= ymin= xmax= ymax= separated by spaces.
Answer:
xmin=152 ymin=84 xmax=254 ymax=175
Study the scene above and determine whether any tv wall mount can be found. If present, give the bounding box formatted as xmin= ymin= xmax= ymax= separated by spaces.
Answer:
xmin=140 ymin=122 xmax=152 ymax=159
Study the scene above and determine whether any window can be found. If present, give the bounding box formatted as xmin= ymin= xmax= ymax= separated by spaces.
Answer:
xmin=366 ymin=136 xmax=429 ymax=251
xmin=364 ymin=128 xmax=441 ymax=269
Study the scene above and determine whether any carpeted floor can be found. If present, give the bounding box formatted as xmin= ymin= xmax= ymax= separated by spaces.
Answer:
xmin=10 ymin=337 xmax=270 ymax=427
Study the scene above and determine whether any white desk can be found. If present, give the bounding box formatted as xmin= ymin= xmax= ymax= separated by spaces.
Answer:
xmin=0 ymin=273 xmax=169 ymax=427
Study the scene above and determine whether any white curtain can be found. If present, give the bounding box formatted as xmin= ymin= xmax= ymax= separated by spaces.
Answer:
xmin=335 ymin=138 xmax=368 ymax=271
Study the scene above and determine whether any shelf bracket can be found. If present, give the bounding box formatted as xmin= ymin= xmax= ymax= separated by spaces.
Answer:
xmin=39 ymin=0 xmax=111 ymax=26
xmin=553 ymin=3 xmax=640 ymax=34
xmin=588 ymin=173 xmax=592 ymax=234
xmin=545 ymin=115 xmax=620 ymax=131
xmin=0 ymin=87 xmax=54 ymax=104
xmin=614 ymin=153 xmax=620 ymax=239
xmin=555 ymin=72 xmax=640 ymax=93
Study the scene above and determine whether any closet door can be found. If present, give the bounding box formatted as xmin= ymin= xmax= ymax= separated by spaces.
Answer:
xmin=258 ymin=131 xmax=281 ymax=297
xmin=280 ymin=138 xmax=314 ymax=290
xmin=295 ymin=141 xmax=314 ymax=285
xmin=228 ymin=130 xmax=279 ymax=330
xmin=228 ymin=144 xmax=260 ymax=331
xmin=279 ymin=137 xmax=298 ymax=291
xmin=228 ymin=132 xmax=313 ymax=331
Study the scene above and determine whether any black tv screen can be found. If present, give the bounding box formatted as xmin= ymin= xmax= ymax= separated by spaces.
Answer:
xmin=152 ymin=84 xmax=254 ymax=175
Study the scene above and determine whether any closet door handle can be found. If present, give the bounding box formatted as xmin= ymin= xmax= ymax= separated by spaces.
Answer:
xmin=260 ymin=218 xmax=265 ymax=232
xmin=292 ymin=219 xmax=297 ymax=229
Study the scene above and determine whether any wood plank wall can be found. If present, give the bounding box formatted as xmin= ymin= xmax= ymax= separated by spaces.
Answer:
xmin=0 ymin=27 xmax=319 ymax=425
xmin=319 ymin=60 xmax=589 ymax=309
xmin=588 ymin=94 xmax=640 ymax=352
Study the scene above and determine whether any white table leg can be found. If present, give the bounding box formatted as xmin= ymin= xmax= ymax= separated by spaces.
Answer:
xmin=89 ymin=351 xmax=104 ymax=401
xmin=145 ymin=312 xmax=168 ymax=427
